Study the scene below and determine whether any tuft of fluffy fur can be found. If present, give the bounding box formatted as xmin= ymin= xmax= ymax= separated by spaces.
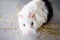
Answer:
xmin=18 ymin=0 xmax=48 ymax=35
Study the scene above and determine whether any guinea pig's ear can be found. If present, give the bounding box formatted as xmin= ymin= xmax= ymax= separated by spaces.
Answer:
xmin=19 ymin=14 xmax=24 ymax=18
xmin=18 ymin=12 xmax=24 ymax=18
xmin=29 ymin=12 xmax=35 ymax=18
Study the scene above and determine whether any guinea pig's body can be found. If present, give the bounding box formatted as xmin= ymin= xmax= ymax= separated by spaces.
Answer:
xmin=18 ymin=0 xmax=48 ymax=35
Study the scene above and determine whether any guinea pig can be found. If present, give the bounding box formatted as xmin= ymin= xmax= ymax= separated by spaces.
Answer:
xmin=18 ymin=0 xmax=48 ymax=35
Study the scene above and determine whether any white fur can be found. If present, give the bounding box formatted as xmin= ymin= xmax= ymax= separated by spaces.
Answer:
xmin=18 ymin=0 xmax=48 ymax=35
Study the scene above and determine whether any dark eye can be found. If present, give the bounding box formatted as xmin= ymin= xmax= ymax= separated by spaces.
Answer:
xmin=23 ymin=24 xmax=25 ymax=26
xmin=31 ymin=22 xmax=33 ymax=25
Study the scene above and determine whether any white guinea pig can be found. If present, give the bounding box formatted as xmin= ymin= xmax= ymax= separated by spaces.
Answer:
xmin=18 ymin=0 xmax=48 ymax=35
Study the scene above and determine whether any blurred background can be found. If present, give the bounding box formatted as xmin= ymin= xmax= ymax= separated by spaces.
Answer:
xmin=0 ymin=0 xmax=60 ymax=40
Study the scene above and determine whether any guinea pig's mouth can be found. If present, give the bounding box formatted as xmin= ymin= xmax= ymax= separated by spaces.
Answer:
xmin=22 ymin=29 xmax=37 ymax=35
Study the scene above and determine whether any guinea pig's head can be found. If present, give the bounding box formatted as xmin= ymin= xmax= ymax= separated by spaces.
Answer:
xmin=18 ymin=11 xmax=45 ymax=35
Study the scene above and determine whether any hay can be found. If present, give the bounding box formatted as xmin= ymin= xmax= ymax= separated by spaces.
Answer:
xmin=37 ymin=22 xmax=60 ymax=38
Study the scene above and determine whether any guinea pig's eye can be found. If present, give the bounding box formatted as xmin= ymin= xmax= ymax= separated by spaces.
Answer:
xmin=31 ymin=22 xmax=33 ymax=26
xmin=23 ymin=24 xmax=25 ymax=27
